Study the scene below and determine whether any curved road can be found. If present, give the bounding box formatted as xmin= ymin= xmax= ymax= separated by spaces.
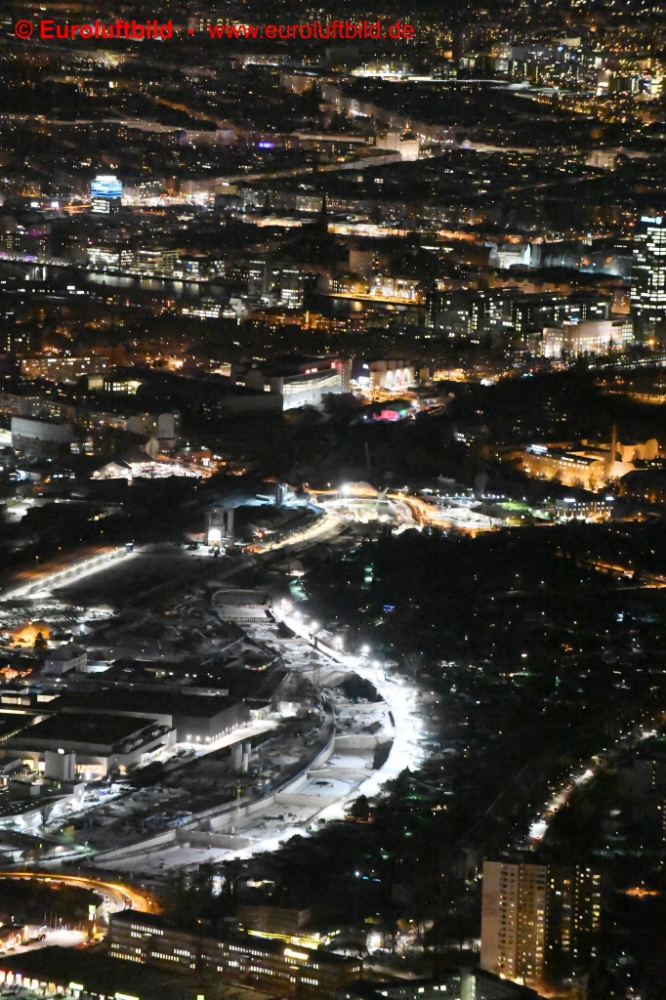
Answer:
xmin=0 ymin=871 xmax=159 ymax=913
xmin=278 ymin=611 xmax=425 ymax=795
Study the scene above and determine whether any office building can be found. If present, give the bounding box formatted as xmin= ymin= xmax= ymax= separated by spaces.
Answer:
xmin=631 ymin=213 xmax=666 ymax=337
xmin=90 ymin=174 xmax=123 ymax=214
xmin=121 ymin=247 xmax=178 ymax=277
xmin=109 ymin=911 xmax=362 ymax=998
xmin=540 ymin=319 xmax=632 ymax=357
xmin=87 ymin=246 xmax=123 ymax=270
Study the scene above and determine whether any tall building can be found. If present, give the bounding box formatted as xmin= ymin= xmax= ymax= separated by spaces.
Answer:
xmin=279 ymin=267 xmax=306 ymax=310
xmin=481 ymin=861 xmax=602 ymax=989
xmin=631 ymin=213 xmax=666 ymax=337
xmin=480 ymin=861 xmax=548 ymax=987
xmin=90 ymin=174 xmax=123 ymax=214
xmin=547 ymin=867 xmax=601 ymax=971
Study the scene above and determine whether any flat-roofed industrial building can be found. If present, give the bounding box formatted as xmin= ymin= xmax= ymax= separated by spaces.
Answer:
xmin=5 ymin=712 xmax=174 ymax=778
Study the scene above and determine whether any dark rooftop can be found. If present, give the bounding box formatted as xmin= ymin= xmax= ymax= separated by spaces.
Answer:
xmin=60 ymin=690 xmax=241 ymax=721
xmin=7 ymin=712 xmax=161 ymax=749
xmin=0 ymin=710 xmax=40 ymax=740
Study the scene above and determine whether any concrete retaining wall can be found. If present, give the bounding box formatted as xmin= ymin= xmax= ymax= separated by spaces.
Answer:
xmin=94 ymin=706 xmax=337 ymax=865
xmin=334 ymin=735 xmax=393 ymax=750
xmin=180 ymin=830 xmax=253 ymax=850
xmin=275 ymin=793 xmax=336 ymax=808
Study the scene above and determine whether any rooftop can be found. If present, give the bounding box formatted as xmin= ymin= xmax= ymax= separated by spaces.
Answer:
xmin=110 ymin=914 xmax=360 ymax=966
xmin=60 ymin=690 xmax=242 ymax=720
xmin=7 ymin=712 xmax=162 ymax=749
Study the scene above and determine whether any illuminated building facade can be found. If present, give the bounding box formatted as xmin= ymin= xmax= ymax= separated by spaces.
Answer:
xmin=517 ymin=434 xmax=657 ymax=491
xmin=240 ymin=360 xmax=350 ymax=411
xmin=516 ymin=441 xmax=645 ymax=491
xmin=481 ymin=862 xmax=602 ymax=988
xmin=480 ymin=861 xmax=547 ymax=988
xmin=238 ymin=905 xmax=323 ymax=950
xmin=547 ymin=867 xmax=601 ymax=968
xmin=540 ymin=319 xmax=632 ymax=357
xmin=87 ymin=246 xmax=123 ymax=270
xmin=631 ymin=214 xmax=666 ymax=337
xmin=20 ymin=353 xmax=122 ymax=382
xmin=271 ymin=369 xmax=343 ymax=410
xmin=370 ymin=275 xmax=422 ymax=302
xmin=90 ymin=174 xmax=123 ymax=214
xmin=109 ymin=912 xmax=362 ymax=998
xmin=122 ymin=247 xmax=178 ymax=276
xmin=369 ymin=360 xmax=415 ymax=391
